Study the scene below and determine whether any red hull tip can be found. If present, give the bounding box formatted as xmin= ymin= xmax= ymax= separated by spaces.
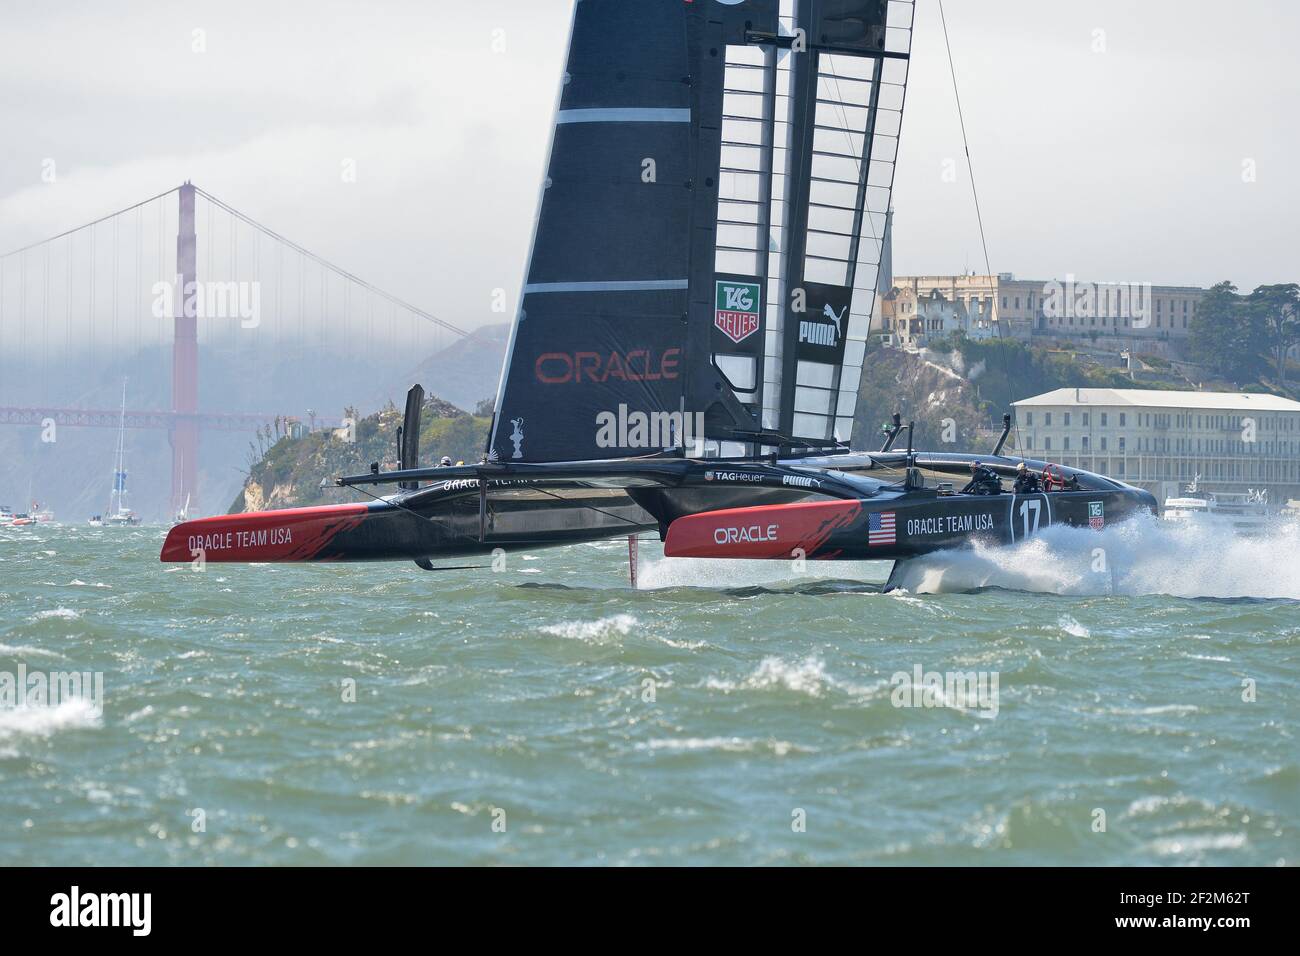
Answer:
xmin=160 ymin=504 xmax=369 ymax=563
xmin=664 ymin=499 xmax=861 ymax=560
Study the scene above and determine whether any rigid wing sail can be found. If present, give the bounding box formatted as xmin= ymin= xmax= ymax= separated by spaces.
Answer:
xmin=162 ymin=0 xmax=1157 ymax=584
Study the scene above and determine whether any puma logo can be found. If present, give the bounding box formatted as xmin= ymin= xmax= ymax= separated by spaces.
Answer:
xmin=822 ymin=303 xmax=847 ymax=340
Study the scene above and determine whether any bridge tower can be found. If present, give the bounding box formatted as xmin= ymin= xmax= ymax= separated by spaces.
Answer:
xmin=170 ymin=182 xmax=199 ymax=515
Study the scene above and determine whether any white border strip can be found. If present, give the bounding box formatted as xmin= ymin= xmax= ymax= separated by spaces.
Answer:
xmin=556 ymin=108 xmax=691 ymax=124
xmin=523 ymin=279 xmax=689 ymax=294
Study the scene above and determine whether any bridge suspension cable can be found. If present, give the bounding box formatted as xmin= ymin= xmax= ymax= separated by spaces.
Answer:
xmin=192 ymin=185 xmax=466 ymax=338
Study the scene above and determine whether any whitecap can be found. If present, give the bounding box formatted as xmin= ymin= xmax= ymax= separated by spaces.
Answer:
xmin=539 ymin=614 xmax=638 ymax=641
xmin=705 ymin=655 xmax=879 ymax=699
xmin=0 ymin=699 xmax=102 ymax=739
xmin=33 ymin=608 xmax=81 ymax=621
xmin=1057 ymin=615 xmax=1090 ymax=638
xmin=1150 ymin=833 xmax=1247 ymax=855
xmin=635 ymin=736 xmax=811 ymax=755
xmin=0 ymin=643 xmax=66 ymax=660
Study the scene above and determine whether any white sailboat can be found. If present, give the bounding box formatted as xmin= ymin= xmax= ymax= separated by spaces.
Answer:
xmin=98 ymin=380 xmax=141 ymax=527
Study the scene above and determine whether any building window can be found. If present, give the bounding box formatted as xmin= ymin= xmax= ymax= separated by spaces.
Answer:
xmin=1025 ymin=412 xmax=1033 ymax=426
xmin=1081 ymin=436 xmax=1089 ymax=449
xmin=1119 ymin=437 xmax=1126 ymax=451
xmin=1101 ymin=413 xmax=1108 ymax=427
xmin=1119 ymin=413 xmax=1126 ymax=427
xmin=1064 ymin=436 xmax=1071 ymax=450
xmin=1100 ymin=437 xmax=1107 ymax=450
xmin=1082 ymin=413 xmax=1089 ymax=426
xmin=1044 ymin=437 xmax=1051 ymax=451
xmin=1045 ymin=413 xmax=1052 ymax=426
xmin=1064 ymin=412 xmax=1071 ymax=426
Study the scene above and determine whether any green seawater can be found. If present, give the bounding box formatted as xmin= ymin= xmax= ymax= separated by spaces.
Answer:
xmin=1 ymin=518 xmax=1296 ymax=866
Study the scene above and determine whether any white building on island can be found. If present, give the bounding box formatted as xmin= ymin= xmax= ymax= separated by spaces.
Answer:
xmin=1011 ymin=388 xmax=1300 ymax=503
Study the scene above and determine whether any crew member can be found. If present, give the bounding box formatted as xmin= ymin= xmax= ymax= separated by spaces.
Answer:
xmin=1012 ymin=462 xmax=1040 ymax=494
xmin=961 ymin=460 xmax=1003 ymax=495
xmin=439 ymin=456 xmax=453 ymax=467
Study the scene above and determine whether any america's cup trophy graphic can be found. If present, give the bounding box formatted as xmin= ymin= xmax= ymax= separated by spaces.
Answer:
xmin=509 ymin=418 xmax=525 ymax=460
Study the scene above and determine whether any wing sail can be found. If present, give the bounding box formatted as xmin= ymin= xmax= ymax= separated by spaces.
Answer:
xmin=489 ymin=0 xmax=912 ymax=462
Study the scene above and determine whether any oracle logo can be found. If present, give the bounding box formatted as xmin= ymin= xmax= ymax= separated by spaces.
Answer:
xmin=713 ymin=524 xmax=779 ymax=545
xmin=535 ymin=348 xmax=681 ymax=385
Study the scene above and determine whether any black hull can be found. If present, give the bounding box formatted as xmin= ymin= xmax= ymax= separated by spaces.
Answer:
xmin=162 ymin=452 xmax=1157 ymax=565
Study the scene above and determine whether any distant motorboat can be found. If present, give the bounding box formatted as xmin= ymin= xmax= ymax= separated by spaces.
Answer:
xmin=1163 ymin=476 xmax=1273 ymax=535
xmin=3 ymin=508 xmax=38 ymax=527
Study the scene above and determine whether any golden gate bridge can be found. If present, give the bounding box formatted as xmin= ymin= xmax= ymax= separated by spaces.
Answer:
xmin=0 ymin=182 xmax=467 ymax=517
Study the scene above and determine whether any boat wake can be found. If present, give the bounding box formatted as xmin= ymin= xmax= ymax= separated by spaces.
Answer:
xmin=889 ymin=512 xmax=1300 ymax=599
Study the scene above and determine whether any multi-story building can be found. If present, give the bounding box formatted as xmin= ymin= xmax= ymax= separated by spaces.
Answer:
xmin=884 ymin=273 xmax=1205 ymax=354
xmin=879 ymin=286 xmax=995 ymax=349
xmin=1011 ymin=387 xmax=1300 ymax=503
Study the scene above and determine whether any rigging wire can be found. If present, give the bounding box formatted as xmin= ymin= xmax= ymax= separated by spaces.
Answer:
xmin=937 ymin=0 xmax=1016 ymax=440
xmin=937 ymin=0 xmax=992 ymax=282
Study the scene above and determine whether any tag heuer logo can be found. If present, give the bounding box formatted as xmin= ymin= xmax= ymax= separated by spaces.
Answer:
xmin=1088 ymin=501 xmax=1103 ymax=517
xmin=715 ymin=280 xmax=760 ymax=344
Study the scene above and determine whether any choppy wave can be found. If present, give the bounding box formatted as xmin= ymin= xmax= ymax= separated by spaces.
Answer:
xmin=705 ymin=655 xmax=881 ymax=699
xmin=539 ymin=614 xmax=638 ymax=642
xmin=889 ymin=514 xmax=1300 ymax=599
xmin=1 ymin=524 xmax=1293 ymax=866
xmin=0 ymin=700 xmax=102 ymax=740
xmin=32 ymin=608 xmax=81 ymax=621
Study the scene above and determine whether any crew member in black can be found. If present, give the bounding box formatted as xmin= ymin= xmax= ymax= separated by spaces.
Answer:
xmin=961 ymin=460 xmax=1003 ymax=495
xmin=1012 ymin=462 xmax=1041 ymax=494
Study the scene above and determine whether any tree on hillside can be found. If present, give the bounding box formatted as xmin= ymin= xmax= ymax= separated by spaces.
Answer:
xmin=1247 ymin=283 xmax=1300 ymax=389
xmin=1188 ymin=281 xmax=1270 ymax=385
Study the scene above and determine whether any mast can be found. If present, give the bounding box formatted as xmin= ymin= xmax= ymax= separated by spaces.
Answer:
xmin=111 ymin=378 xmax=128 ymax=516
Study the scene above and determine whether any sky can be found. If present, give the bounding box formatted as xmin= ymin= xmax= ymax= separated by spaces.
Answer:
xmin=1 ymin=0 xmax=1297 ymax=334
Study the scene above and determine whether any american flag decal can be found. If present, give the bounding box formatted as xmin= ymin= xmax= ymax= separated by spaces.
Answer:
xmin=868 ymin=510 xmax=896 ymax=546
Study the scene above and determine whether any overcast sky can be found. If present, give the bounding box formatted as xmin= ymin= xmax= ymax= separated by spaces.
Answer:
xmin=1 ymin=0 xmax=1296 ymax=333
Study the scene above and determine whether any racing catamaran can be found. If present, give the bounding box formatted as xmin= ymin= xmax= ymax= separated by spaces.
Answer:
xmin=162 ymin=0 xmax=1155 ymax=586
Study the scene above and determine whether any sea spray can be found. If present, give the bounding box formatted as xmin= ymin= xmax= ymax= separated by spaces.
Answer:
xmin=889 ymin=512 xmax=1300 ymax=598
